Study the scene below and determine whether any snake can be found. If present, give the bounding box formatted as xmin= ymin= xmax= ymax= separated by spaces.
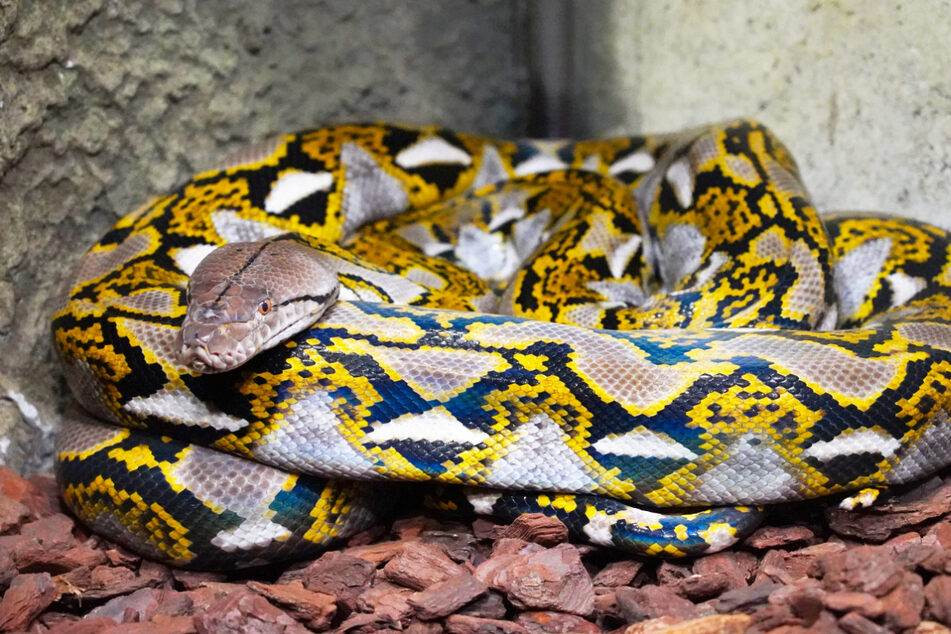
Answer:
xmin=51 ymin=119 xmax=951 ymax=569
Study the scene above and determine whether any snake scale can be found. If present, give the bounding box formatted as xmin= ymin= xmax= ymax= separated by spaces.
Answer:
xmin=52 ymin=119 xmax=951 ymax=569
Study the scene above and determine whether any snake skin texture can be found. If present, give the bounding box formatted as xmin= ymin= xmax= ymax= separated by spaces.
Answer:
xmin=51 ymin=120 xmax=951 ymax=569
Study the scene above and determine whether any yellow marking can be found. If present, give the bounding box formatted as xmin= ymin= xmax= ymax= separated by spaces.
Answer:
xmin=549 ymin=495 xmax=577 ymax=513
xmin=64 ymin=477 xmax=194 ymax=563
xmin=302 ymin=482 xmax=354 ymax=543
xmin=514 ymin=353 xmax=548 ymax=372
xmin=674 ymin=524 xmax=689 ymax=542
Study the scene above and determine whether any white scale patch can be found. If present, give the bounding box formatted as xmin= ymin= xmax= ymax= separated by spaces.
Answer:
xmin=404 ymin=266 xmax=446 ymax=289
xmin=580 ymin=154 xmax=600 ymax=171
xmin=211 ymin=210 xmax=286 ymax=243
xmin=348 ymin=342 xmax=508 ymax=402
xmin=457 ymin=224 xmax=520 ymax=283
xmin=802 ymin=429 xmax=901 ymax=461
xmin=687 ymin=433 xmax=801 ymax=505
xmin=886 ymin=272 xmax=926 ymax=307
xmin=212 ymin=517 xmax=291 ymax=552
xmin=481 ymin=413 xmax=596 ymax=492
xmin=886 ymin=410 xmax=951 ymax=484
xmin=512 ymin=208 xmax=552 ymax=260
xmin=514 ymin=152 xmax=567 ymax=176
xmin=592 ymin=427 xmax=698 ymax=460
xmin=487 ymin=204 xmax=527 ymax=232
xmin=834 ymin=237 xmax=892 ymax=320
xmin=255 ymin=389 xmax=379 ymax=479
xmin=397 ymin=224 xmax=455 ymax=257
xmin=337 ymin=286 xmax=361 ymax=301
xmin=609 ymin=150 xmax=655 ymax=175
xmin=465 ymin=490 xmax=502 ymax=515
xmin=582 ymin=510 xmax=617 ymax=546
xmin=608 ymin=235 xmax=642 ymax=279
xmin=665 ymin=158 xmax=694 ymax=208
xmin=577 ymin=213 xmax=642 ymax=278
xmin=340 ymin=143 xmax=410 ymax=236
xmin=701 ymin=524 xmax=740 ymax=551
xmin=124 ymin=388 xmax=248 ymax=432
xmin=364 ymin=406 xmax=489 ymax=445
xmin=471 ymin=145 xmax=507 ymax=190
xmin=659 ymin=223 xmax=706 ymax=288
xmin=264 ymin=171 xmax=334 ymax=214
xmin=395 ymin=137 xmax=472 ymax=169
xmin=585 ymin=280 xmax=646 ymax=308
xmin=173 ymin=244 xmax=219 ymax=276
xmin=171 ymin=447 xmax=293 ymax=554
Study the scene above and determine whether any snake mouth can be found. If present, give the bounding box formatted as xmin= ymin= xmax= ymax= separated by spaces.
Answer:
xmin=178 ymin=319 xmax=255 ymax=373
xmin=179 ymin=342 xmax=251 ymax=374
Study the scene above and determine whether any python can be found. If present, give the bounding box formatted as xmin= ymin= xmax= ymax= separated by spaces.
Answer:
xmin=52 ymin=119 xmax=951 ymax=568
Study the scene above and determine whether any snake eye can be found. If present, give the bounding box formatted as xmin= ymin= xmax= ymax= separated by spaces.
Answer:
xmin=258 ymin=299 xmax=272 ymax=315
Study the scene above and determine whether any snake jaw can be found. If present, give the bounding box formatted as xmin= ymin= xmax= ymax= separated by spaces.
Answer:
xmin=178 ymin=319 xmax=254 ymax=373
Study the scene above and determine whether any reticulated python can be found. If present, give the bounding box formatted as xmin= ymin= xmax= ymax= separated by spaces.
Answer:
xmin=52 ymin=120 xmax=951 ymax=569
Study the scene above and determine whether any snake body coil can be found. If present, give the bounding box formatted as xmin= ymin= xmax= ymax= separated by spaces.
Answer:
xmin=52 ymin=120 xmax=951 ymax=568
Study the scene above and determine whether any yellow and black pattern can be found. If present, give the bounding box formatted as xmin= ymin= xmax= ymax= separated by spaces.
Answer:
xmin=52 ymin=120 xmax=951 ymax=568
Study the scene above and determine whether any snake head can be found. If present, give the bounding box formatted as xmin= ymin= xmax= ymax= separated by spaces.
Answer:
xmin=179 ymin=235 xmax=339 ymax=373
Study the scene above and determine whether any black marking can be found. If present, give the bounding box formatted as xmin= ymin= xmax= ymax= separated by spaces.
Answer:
xmin=277 ymin=288 xmax=338 ymax=307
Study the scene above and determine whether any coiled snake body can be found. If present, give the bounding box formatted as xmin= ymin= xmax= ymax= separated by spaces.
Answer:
xmin=52 ymin=120 xmax=951 ymax=568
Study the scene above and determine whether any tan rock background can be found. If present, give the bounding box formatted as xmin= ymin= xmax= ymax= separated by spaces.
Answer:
xmin=569 ymin=2 xmax=951 ymax=227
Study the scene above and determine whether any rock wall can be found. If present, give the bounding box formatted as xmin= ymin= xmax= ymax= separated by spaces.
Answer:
xmin=0 ymin=0 xmax=529 ymax=472
xmin=569 ymin=1 xmax=951 ymax=227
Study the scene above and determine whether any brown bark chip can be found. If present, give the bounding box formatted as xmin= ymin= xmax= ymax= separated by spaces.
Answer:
xmin=193 ymin=589 xmax=309 ymax=633
xmin=757 ymin=542 xmax=846 ymax=585
xmin=621 ymin=614 xmax=752 ymax=634
xmin=85 ymin=587 xmax=166 ymax=623
xmin=593 ymin=559 xmax=643 ymax=588
xmin=838 ymin=611 xmax=892 ymax=634
xmin=615 ymin=585 xmax=699 ymax=623
xmin=409 ymin=573 xmax=488 ymax=620
xmin=456 ymin=590 xmax=508 ymax=619
xmin=496 ymin=514 xmax=569 ymax=548
xmin=343 ymin=539 xmax=406 ymax=565
xmin=819 ymin=545 xmax=905 ymax=596
xmin=474 ymin=543 xmax=595 ymax=616
xmin=676 ymin=572 xmax=735 ymax=602
xmin=692 ymin=551 xmax=755 ymax=591
xmin=247 ymin=579 xmax=337 ymax=630
xmin=822 ymin=591 xmax=885 ymax=618
xmin=287 ymin=550 xmax=375 ymax=613
xmin=384 ymin=541 xmax=468 ymax=590
xmin=744 ymin=524 xmax=815 ymax=550
xmin=515 ymin=610 xmax=601 ymax=633
xmin=713 ymin=581 xmax=782 ymax=614
xmin=0 ymin=572 xmax=58 ymax=631
xmin=879 ymin=571 xmax=925 ymax=631
xmin=445 ymin=614 xmax=532 ymax=634
xmin=927 ymin=575 xmax=951 ymax=625
xmin=355 ymin=579 xmax=416 ymax=626
xmin=0 ymin=497 xmax=30 ymax=535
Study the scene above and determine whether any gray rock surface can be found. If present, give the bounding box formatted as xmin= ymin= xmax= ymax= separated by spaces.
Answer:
xmin=569 ymin=2 xmax=951 ymax=228
xmin=0 ymin=0 xmax=529 ymax=473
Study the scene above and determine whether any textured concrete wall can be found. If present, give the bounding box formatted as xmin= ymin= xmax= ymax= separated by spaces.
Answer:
xmin=0 ymin=0 xmax=528 ymax=473
xmin=570 ymin=1 xmax=951 ymax=228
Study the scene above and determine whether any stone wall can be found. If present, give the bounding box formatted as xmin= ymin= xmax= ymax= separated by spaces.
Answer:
xmin=0 ymin=0 xmax=529 ymax=472
xmin=569 ymin=1 xmax=951 ymax=227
